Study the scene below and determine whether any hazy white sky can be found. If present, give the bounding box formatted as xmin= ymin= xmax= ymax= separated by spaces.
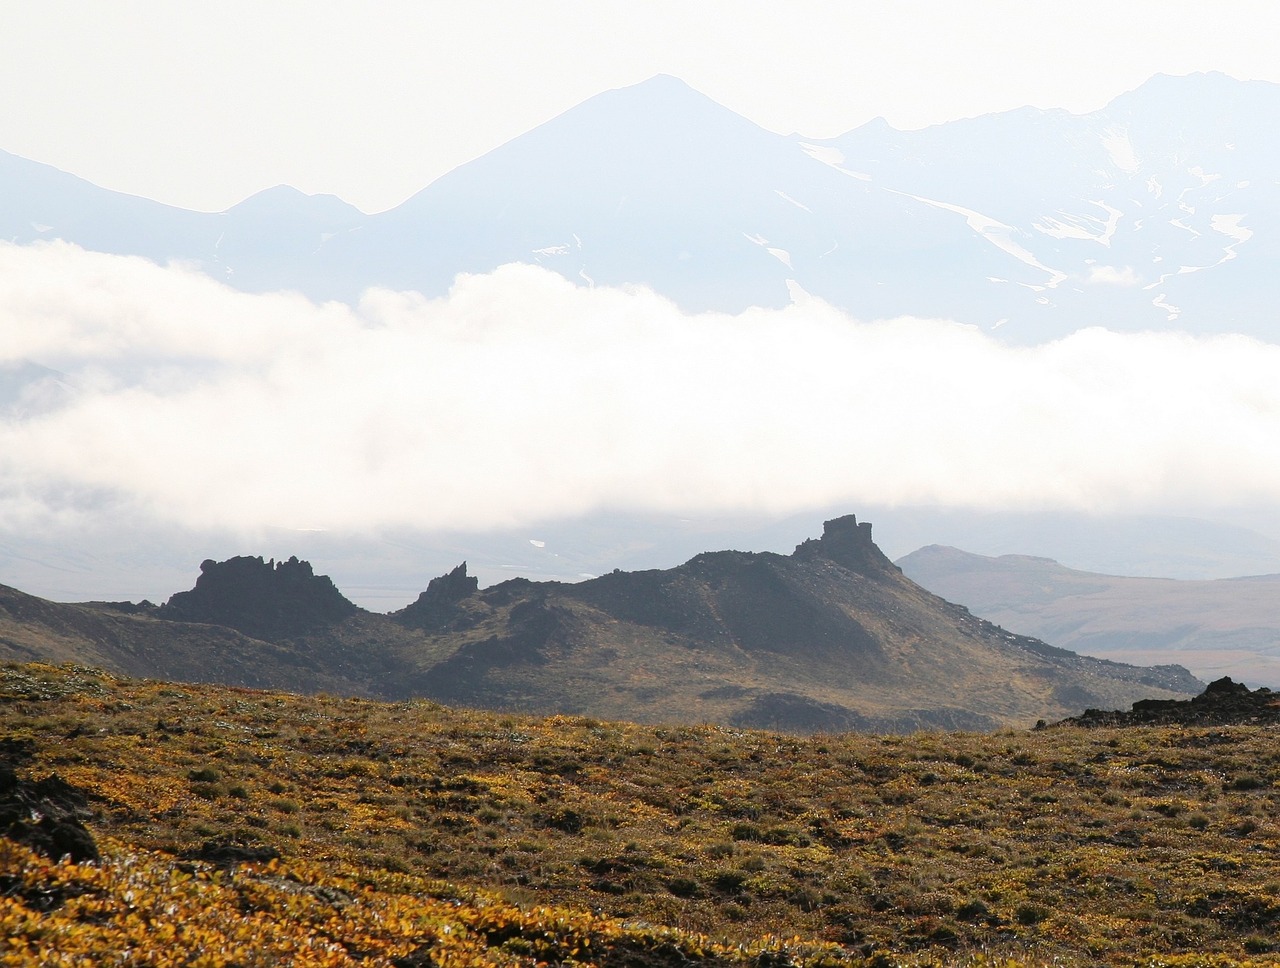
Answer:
xmin=4 ymin=1 xmax=1280 ymax=584
xmin=3 ymin=1 xmax=1279 ymax=213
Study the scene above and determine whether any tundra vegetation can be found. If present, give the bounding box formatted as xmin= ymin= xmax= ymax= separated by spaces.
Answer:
xmin=3 ymin=661 xmax=1280 ymax=966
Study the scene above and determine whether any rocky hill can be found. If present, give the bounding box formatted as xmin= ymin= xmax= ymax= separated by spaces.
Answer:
xmin=0 ymin=516 xmax=1200 ymax=731
xmin=158 ymin=555 xmax=360 ymax=640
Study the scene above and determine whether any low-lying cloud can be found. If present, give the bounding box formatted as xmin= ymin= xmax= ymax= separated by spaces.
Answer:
xmin=3 ymin=240 xmax=1279 ymax=536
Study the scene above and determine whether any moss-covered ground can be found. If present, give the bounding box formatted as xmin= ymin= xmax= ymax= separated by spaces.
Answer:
xmin=4 ymin=661 xmax=1280 ymax=966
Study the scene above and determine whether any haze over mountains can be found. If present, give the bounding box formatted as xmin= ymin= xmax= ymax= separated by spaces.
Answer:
xmin=3 ymin=71 xmax=1280 ymax=625
xmin=898 ymin=544 xmax=1280 ymax=688
xmin=4 ymin=72 xmax=1276 ymax=344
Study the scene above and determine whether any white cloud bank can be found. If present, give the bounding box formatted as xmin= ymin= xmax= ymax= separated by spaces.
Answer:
xmin=2 ymin=240 xmax=1279 ymax=536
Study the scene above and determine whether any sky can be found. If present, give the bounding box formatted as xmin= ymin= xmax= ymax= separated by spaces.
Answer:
xmin=3 ymin=1 xmax=1280 ymax=602
xmin=3 ymin=2 xmax=1280 ymax=214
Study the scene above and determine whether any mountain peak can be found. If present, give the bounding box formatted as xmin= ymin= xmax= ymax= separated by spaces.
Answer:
xmin=605 ymin=73 xmax=719 ymax=102
xmin=393 ymin=562 xmax=479 ymax=631
xmin=792 ymin=514 xmax=897 ymax=573
xmin=633 ymin=72 xmax=695 ymax=89
xmin=225 ymin=185 xmax=363 ymax=220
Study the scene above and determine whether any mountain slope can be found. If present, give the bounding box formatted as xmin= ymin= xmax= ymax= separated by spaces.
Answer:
xmin=897 ymin=544 xmax=1280 ymax=686
xmin=0 ymin=148 xmax=361 ymax=293
xmin=316 ymin=74 xmax=989 ymax=313
xmin=1 ymin=515 xmax=1197 ymax=732
xmin=380 ymin=515 xmax=1199 ymax=731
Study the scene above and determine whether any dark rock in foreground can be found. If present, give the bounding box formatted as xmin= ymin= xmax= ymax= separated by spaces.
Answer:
xmin=1057 ymin=676 xmax=1280 ymax=728
xmin=0 ymin=744 xmax=97 ymax=864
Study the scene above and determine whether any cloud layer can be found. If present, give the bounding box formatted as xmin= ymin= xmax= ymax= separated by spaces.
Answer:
xmin=2 ymin=240 xmax=1279 ymax=536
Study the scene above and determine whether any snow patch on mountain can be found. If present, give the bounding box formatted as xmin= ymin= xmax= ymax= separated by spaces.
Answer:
xmin=1152 ymin=292 xmax=1181 ymax=319
xmin=896 ymin=191 xmax=1068 ymax=289
xmin=798 ymin=142 xmax=871 ymax=180
xmin=1211 ymin=213 xmax=1252 ymax=247
xmin=1033 ymin=201 xmax=1122 ymax=247
xmin=533 ymin=244 xmax=570 ymax=257
xmin=1088 ymin=266 xmax=1140 ymax=286
xmin=1102 ymin=126 xmax=1141 ymax=173
xmin=775 ymin=190 xmax=811 ymax=212
xmin=744 ymin=232 xmax=795 ymax=269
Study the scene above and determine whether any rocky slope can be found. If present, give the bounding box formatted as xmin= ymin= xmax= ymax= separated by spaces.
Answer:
xmin=0 ymin=517 xmax=1200 ymax=731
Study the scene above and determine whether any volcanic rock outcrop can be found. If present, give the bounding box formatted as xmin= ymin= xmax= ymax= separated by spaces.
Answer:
xmin=159 ymin=555 xmax=360 ymax=640
xmin=1058 ymin=676 xmax=1280 ymax=728
xmin=0 ymin=740 xmax=97 ymax=864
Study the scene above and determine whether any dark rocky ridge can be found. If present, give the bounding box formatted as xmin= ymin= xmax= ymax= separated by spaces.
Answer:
xmin=1057 ymin=676 xmax=1280 ymax=728
xmin=0 ymin=515 xmax=1205 ymax=732
xmin=378 ymin=514 xmax=1202 ymax=730
xmin=159 ymin=555 xmax=360 ymax=640
xmin=394 ymin=562 xmax=480 ymax=631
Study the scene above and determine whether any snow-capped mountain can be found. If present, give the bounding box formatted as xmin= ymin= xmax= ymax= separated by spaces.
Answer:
xmin=2 ymin=71 xmax=1277 ymax=344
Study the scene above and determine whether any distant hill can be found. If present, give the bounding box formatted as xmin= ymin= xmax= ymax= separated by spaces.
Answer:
xmin=0 ymin=516 xmax=1199 ymax=731
xmin=897 ymin=544 xmax=1280 ymax=686
xmin=4 ymin=72 xmax=1280 ymax=343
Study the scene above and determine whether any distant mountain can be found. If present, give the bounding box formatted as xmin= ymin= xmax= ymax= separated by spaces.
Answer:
xmin=4 ymin=72 xmax=1279 ymax=342
xmin=0 ymin=515 xmax=1200 ymax=731
xmin=897 ymin=544 xmax=1280 ymax=687
xmin=0 ymin=148 xmax=363 ymax=292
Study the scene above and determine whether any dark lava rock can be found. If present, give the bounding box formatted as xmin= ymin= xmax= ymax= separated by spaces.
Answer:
xmin=732 ymin=692 xmax=872 ymax=733
xmin=600 ymin=940 xmax=737 ymax=968
xmin=1058 ymin=676 xmax=1280 ymax=728
xmin=392 ymin=947 xmax=438 ymax=968
xmin=85 ymin=599 xmax=158 ymax=615
xmin=792 ymin=513 xmax=899 ymax=575
xmin=159 ymin=555 xmax=359 ymax=640
xmin=188 ymin=838 xmax=282 ymax=868
xmin=732 ymin=692 xmax=999 ymax=734
xmin=393 ymin=562 xmax=479 ymax=631
xmin=0 ymin=758 xmax=98 ymax=863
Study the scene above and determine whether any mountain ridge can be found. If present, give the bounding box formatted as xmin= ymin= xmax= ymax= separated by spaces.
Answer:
xmin=4 ymin=72 xmax=1279 ymax=342
xmin=0 ymin=515 xmax=1200 ymax=732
